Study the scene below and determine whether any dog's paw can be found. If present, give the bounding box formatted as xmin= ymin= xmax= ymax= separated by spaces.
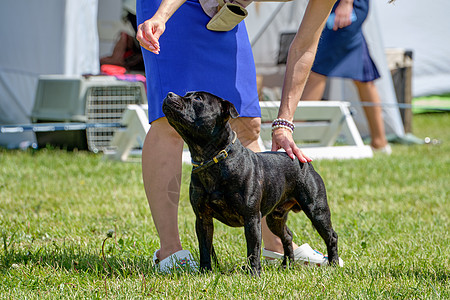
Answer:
xmin=240 ymin=264 xmax=261 ymax=277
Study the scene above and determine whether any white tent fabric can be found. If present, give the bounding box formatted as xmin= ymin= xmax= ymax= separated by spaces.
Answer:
xmin=374 ymin=0 xmax=450 ymax=97
xmin=0 ymin=0 xmax=99 ymax=148
xmin=246 ymin=1 xmax=404 ymax=138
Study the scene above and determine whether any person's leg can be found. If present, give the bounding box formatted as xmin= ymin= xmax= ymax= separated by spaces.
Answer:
xmin=100 ymin=32 xmax=128 ymax=67
xmin=229 ymin=117 xmax=261 ymax=152
xmin=142 ymin=117 xmax=185 ymax=261
xmin=301 ymin=71 xmax=327 ymax=101
xmin=354 ymin=80 xmax=388 ymax=149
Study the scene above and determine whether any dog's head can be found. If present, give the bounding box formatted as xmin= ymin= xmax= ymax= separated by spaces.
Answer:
xmin=162 ymin=91 xmax=239 ymax=147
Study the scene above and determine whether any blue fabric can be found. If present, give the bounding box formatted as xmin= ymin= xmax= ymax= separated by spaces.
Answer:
xmin=136 ymin=0 xmax=260 ymax=123
xmin=312 ymin=0 xmax=380 ymax=82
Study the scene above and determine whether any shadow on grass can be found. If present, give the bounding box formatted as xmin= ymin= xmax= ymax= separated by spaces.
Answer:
xmin=0 ymin=240 xmax=157 ymax=278
xmin=0 ymin=240 xmax=246 ymax=278
xmin=3 ymin=244 xmax=448 ymax=283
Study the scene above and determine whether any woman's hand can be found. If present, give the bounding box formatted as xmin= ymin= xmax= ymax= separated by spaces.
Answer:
xmin=136 ymin=17 xmax=165 ymax=54
xmin=333 ymin=0 xmax=354 ymax=30
xmin=271 ymin=128 xmax=312 ymax=163
xmin=136 ymin=0 xmax=187 ymax=54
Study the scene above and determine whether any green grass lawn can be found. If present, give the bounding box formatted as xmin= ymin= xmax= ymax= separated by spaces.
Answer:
xmin=1 ymin=113 xmax=448 ymax=299
xmin=412 ymin=93 xmax=450 ymax=114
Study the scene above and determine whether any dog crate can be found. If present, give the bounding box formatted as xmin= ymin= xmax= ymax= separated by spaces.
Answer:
xmin=31 ymin=75 xmax=147 ymax=152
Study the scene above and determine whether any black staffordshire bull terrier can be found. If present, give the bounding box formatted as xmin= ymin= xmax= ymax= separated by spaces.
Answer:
xmin=162 ymin=91 xmax=340 ymax=275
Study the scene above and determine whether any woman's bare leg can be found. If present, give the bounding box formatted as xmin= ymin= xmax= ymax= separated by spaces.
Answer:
xmin=100 ymin=32 xmax=128 ymax=67
xmin=229 ymin=117 xmax=261 ymax=152
xmin=301 ymin=71 xmax=327 ymax=101
xmin=354 ymin=80 xmax=388 ymax=149
xmin=142 ymin=117 xmax=184 ymax=261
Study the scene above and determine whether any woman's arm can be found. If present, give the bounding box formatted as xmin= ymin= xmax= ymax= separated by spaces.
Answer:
xmin=136 ymin=0 xmax=187 ymax=54
xmin=272 ymin=0 xmax=337 ymax=162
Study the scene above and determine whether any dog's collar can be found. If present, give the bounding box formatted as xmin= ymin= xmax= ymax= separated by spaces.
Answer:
xmin=191 ymin=131 xmax=237 ymax=173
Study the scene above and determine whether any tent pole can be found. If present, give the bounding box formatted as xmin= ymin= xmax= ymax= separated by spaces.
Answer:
xmin=250 ymin=3 xmax=285 ymax=47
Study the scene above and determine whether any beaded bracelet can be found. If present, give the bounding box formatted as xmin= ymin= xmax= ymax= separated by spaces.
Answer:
xmin=272 ymin=118 xmax=295 ymax=133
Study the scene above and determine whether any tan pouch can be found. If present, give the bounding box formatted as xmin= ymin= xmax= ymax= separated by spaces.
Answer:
xmin=206 ymin=3 xmax=248 ymax=32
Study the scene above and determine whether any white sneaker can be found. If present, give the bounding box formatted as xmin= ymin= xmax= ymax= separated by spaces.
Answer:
xmin=371 ymin=144 xmax=392 ymax=155
xmin=153 ymin=249 xmax=199 ymax=273
xmin=262 ymin=243 xmax=344 ymax=267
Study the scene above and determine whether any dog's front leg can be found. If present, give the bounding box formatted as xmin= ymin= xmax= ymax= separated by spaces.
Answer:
xmin=243 ymin=214 xmax=262 ymax=276
xmin=195 ymin=215 xmax=214 ymax=272
xmin=190 ymin=177 xmax=214 ymax=272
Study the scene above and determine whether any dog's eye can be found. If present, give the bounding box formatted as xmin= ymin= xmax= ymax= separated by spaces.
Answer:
xmin=193 ymin=96 xmax=201 ymax=101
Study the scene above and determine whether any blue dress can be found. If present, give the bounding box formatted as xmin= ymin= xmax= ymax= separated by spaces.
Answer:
xmin=312 ymin=0 xmax=380 ymax=82
xmin=136 ymin=0 xmax=260 ymax=123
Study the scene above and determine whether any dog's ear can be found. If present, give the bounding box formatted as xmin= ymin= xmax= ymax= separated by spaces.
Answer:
xmin=221 ymin=99 xmax=239 ymax=119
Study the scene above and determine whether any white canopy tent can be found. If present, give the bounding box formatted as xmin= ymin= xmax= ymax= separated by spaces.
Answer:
xmin=1 ymin=0 xmax=449 ymax=148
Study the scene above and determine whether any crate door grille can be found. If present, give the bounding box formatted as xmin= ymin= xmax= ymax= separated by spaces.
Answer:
xmin=85 ymin=85 xmax=145 ymax=152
